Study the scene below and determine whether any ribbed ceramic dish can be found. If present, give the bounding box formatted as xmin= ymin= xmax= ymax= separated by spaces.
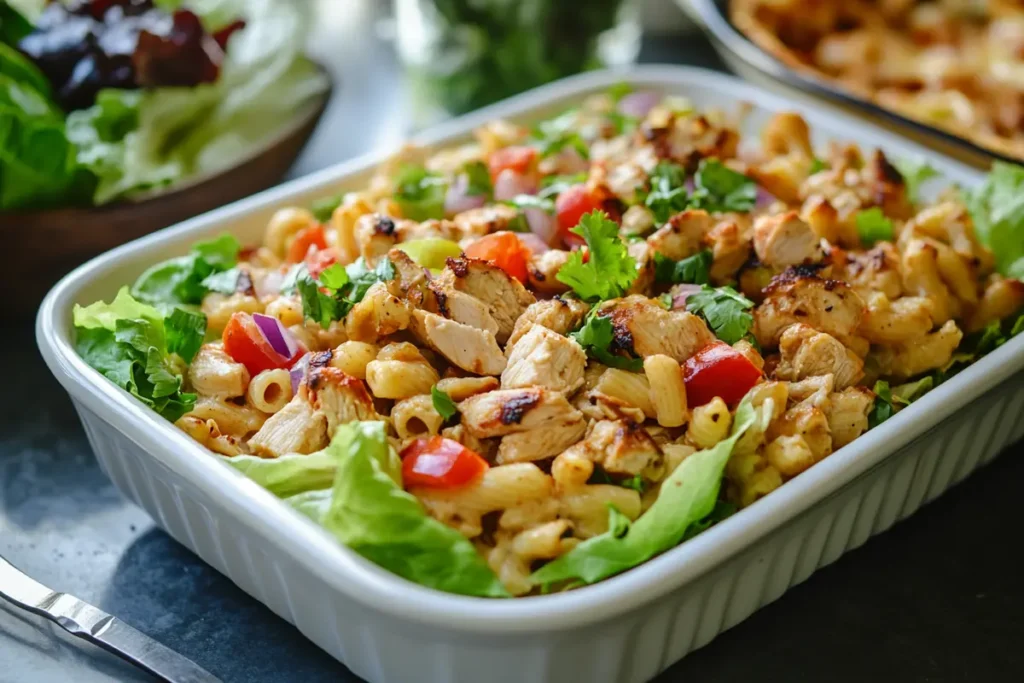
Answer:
xmin=37 ymin=66 xmax=1024 ymax=683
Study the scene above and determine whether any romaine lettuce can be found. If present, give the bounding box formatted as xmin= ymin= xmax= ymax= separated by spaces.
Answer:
xmin=966 ymin=162 xmax=1024 ymax=280
xmin=530 ymin=401 xmax=760 ymax=589
xmin=73 ymin=287 xmax=197 ymax=422
xmin=223 ymin=451 xmax=337 ymax=499
xmin=321 ymin=422 xmax=508 ymax=598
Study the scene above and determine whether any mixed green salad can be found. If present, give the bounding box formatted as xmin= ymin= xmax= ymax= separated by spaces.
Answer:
xmin=0 ymin=0 xmax=326 ymax=211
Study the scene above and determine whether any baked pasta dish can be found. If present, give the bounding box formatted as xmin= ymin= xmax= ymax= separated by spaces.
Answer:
xmin=72 ymin=86 xmax=1024 ymax=597
xmin=731 ymin=0 xmax=1024 ymax=160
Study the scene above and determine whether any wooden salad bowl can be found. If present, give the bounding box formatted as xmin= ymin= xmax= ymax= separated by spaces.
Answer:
xmin=8 ymin=71 xmax=331 ymax=316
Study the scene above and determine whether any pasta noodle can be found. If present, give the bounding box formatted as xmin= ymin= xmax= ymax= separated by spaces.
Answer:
xmin=247 ymin=369 xmax=292 ymax=414
xmin=643 ymin=354 xmax=687 ymax=427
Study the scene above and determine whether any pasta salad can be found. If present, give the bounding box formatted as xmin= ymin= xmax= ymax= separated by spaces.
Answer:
xmin=72 ymin=87 xmax=1024 ymax=597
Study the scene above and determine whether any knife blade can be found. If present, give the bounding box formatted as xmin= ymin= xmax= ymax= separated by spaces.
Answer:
xmin=0 ymin=554 xmax=221 ymax=683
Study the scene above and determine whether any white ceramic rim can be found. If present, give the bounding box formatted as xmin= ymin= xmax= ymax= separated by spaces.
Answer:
xmin=36 ymin=65 xmax=1024 ymax=635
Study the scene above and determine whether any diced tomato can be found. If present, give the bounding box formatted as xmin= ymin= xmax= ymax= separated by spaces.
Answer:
xmin=488 ymin=145 xmax=537 ymax=179
xmin=464 ymin=231 xmax=532 ymax=284
xmin=555 ymin=184 xmax=603 ymax=246
xmin=401 ymin=436 xmax=489 ymax=489
xmin=286 ymin=224 xmax=328 ymax=263
xmin=305 ymin=247 xmax=341 ymax=280
xmin=222 ymin=312 xmax=299 ymax=375
xmin=683 ymin=343 xmax=763 ymax=408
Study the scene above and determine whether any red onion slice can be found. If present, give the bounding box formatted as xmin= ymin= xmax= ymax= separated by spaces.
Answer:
xmin=755 ymin=186 xmax=777 ymax=210
xmin=516 ymin=232 xmax=549 ymax=256
xmin=524 ymin=207 xmax=558 ymax=246
xmin=289 ymin=353 xmax=311 ymax=393
xmin=444 ymin=174 xmax=487 ymax=216
xmin=618 ymin=91 xmax=662 ymax=119
xmin=253 ymin=312 xmax=301 ymax=360
xmin=671 ymin=284 xmax=704 ymax=310
xmin=494 ymin=169 xmax=537 ymax=201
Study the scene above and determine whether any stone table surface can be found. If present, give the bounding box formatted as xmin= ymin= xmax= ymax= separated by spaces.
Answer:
xmin=3 ymin=2 xmax=1022 ymax=682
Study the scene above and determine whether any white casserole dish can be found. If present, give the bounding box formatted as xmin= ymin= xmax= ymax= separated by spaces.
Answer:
xmin=37 ymin=66 xmax=1024 ymax=683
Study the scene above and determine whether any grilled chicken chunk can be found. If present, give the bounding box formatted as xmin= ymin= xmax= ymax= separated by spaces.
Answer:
xmin=561 ymin=419 xmax=663 ymax=475
xmin=410 ymin=309 xmax=506 ymax=376
xmin=307 ymin=366 xmax=379 ymax=437
xmin=528 ymin=249 xmax=572 ymax=296
xmin=496 ymin=416 xmax=587 ymax=464
xmin=599 ymin=295 xmax=716 ymax=362
xmin=459 ymin=388 xmax=583 ymax=438
xmin=425 ymin=279 xmax=500 ymax=336
xmin=827 ymin=242 xmax=903 ymax=300
xmin=188 ymin=343 xmax=249 ymax=399
xmin=574 ymin=390 xmax=649 ymax=424
xmin=754 ymin=269 xmax=866 ymax=348
xmin=385 ymin=248 xmax=429 ymax=302
xmin=646 ymin=209 xmax=713 ymax=261
xmin=775 ymin=323 xmax=864 ymax=389
xmin=353 ymin=214 xmax=410 ymax=265
xmin=502 ymin=324 xmax=587 ymax=393
xmin=507 ymin=297 xmax=590 ymax=349
xmin=437 ymin=256 xmax=536 ymax=343
xmin=824 ymin=387 xmax=873 ymax=449
xmin=248 ymin=393 xmax=328 ymax=458
xmin=452 ymin=204 xmax=522 ymax=239
xmin=752 ymin=211 xmax=823 ymax=268
xmin=344 ymin=282 xmax=413 ymax=343
xmin=706 ymin=217 xmax=752 ymax=285
xmin=871 ymin=320 xmax=963 ymax=380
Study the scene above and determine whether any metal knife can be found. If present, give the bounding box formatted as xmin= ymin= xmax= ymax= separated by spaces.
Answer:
xmin=0 ymin=554 xmax=221 ymax=683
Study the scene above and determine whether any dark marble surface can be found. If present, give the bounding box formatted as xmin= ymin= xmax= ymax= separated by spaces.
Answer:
xmin=3 ymin=5 xmax=1023 ymax=683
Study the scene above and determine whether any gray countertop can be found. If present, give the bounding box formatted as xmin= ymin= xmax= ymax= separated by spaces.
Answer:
xmin=3 ymin=2 xmax=1022 ymax=681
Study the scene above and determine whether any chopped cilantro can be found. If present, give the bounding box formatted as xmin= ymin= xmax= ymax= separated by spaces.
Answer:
xmin=431 ymin=386 xmax=459 ymax=422
xmin=685 ymin=285 xmax=755 ymax=345
xmin=809 ymin=158 xmax=829 ymax=175
xmin=644 ymin=161 xmax=688 ymax=224
xmin=394 ymin=164 xmax=447 ymax=220
xmin=297 ymin=257 xmax=396 ymax=329
xmin=690 ymin=160 xmax=757 ymax=213
xmin=570 ymin=311 xmax=643 ymax=371
xmin=855 ymin=207 xmax=895 ymax=246
xmin=556 ymin=211 xmax=638 ymax=301
xmin=606 ymin=111 xmax=639 ymax=135
xmin=653 ymin=250 xmax=712 ymax=285
xmin=532 ymin=110 xmax=589 ymax=160
xmin=462 ymin=161 xmax=493 ymax=198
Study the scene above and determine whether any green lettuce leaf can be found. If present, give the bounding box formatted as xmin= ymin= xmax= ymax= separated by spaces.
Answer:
xmin=67 ymin=0 xmax=329 ymax=204
xmin=285 ymin=489 xmax=333 ymax=523
xmin=530 ymin=401 xmax=760 ymax=588
xmin=131 ymin=233 xmax=240 ymax=307
xmin=855 ymin=207 xmax=895 ymax=246
xmin=1 ymin=44 xmax=95 ymax=210
xmin=0 ymin=3 xmax=32 ymax=46
xmin=223 ymin=450 xmax=337 ymax=498
xmin=321 ymin=421 xmax=508 ymax=598
xmin=73 ymin=288 xmax=195 ymax=422
xmin=297 ymin=257 xmax=396 ymax=329
xmin=966 ymin=162 xmax=1024 ymax=279
xmin=165 ymin=307 xmax=207 ymax=362
xmin=892 ymin=157 xmax=938 ymax=205
xmin=393 ymin=164 xmax=446 ymax=221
